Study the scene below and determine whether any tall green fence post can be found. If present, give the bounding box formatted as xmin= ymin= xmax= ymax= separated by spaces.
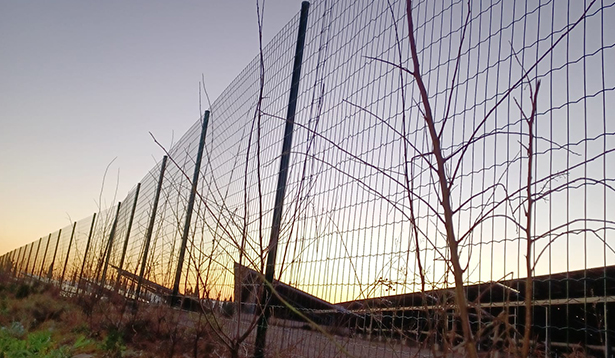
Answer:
xmin=38 ymin=234 xmax=52 ymax=278
xmin=21 ymin=245 xmax=29 ymax=276
xmin=60 ymin=222 xmax=77 ymax=291
xmin=116 ymin=183 xmax=141 ymax=292
xmin=48 ymin=229 xmax=62 ymax=282
xmin=171 ymin=110 xmax=210 ymax=306
xmin=13 ymin=246 xmax=24 ymax=276
xmin=253 ymin=2 xmax=310 ymax=357
xmin=99 ymin=202 xmax=122 ymax=292
xmin=134 ymin=156 xmax=167 ymax=304
xmin=23 ymin=242 xmax=34 ymax=278
xmin=30 ymin=237 xmax=43 ymax=277
xmin=78 ymin=213 xmax=97 ymax=294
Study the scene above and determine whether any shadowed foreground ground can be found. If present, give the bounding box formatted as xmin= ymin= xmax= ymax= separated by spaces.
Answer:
xmin=0 ymin=272 xmax=432 ymax=358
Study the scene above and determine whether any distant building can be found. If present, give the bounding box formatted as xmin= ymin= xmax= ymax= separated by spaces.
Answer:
xmin=234 ymin=262 xmax=615 ymax=355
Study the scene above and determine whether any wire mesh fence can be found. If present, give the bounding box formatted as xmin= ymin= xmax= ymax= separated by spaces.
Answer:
xmin=2 ymin=0 xmax=615 ymax=357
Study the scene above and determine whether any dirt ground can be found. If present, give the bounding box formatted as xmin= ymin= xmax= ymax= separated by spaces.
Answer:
xmin=214 ymin=314 xmax=431 ymax=358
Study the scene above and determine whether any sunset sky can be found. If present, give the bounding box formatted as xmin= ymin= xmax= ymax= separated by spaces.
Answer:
xmin=0 ymin=0 xmax=303 ymax=255
xmin=3 ymin=0 xmax=613 ymax=306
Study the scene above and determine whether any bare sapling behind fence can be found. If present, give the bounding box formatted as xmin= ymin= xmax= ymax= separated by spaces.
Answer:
xmin=2 ymin=0 xmax=615 ymax=357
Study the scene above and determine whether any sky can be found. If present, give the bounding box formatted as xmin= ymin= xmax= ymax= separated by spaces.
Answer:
xmin=0 ymin=0 xmax=304 ymax=255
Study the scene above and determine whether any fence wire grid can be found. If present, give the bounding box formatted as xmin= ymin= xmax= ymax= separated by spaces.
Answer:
xmin=2 ymin=0 xmax=615 ymax=357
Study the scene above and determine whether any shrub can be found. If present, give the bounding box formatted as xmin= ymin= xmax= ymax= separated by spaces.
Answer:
xmin=15 ymin=283 xmax=31 ymax=299
xmin=102 ymin=326 xmax=126 ymax=357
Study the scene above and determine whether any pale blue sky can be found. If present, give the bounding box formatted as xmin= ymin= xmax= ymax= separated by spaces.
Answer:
xmin=0 ymin=0 xmax=303 ymax=254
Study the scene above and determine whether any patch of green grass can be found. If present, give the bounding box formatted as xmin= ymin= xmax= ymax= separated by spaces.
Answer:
xmin=0 ymin=277 xmax=99 ymax=358
xmin=0 ymin=326 xmax=94 ymax=358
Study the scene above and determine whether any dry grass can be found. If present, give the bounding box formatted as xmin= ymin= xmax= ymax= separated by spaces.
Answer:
xmin=0 ymin=271 xmax=222 ymax=357
xmin=1 ymin=271 xmax=592 ymax=358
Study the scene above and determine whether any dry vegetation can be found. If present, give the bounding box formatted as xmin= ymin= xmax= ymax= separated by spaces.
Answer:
xmin=0 ymin=270 xmax=222 ymax=358
xmin=1 ymin=269 xmax=428 ymax=358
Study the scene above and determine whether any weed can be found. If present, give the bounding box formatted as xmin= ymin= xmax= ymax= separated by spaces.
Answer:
xmin=102 ymin=326 xmax=126 ymax=357
xmin=15 ymin=283 xmax=31 ymax=299
xmin=1 ymin=276 xmax=221 ymax=357
xmin=0 ymin=330 xmax=57 ymax=357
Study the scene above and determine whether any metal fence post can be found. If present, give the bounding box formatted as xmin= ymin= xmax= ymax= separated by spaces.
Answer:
xmin=48 ymin=229 xmax=62 ymax=282
xmin=99 ymin=202 xmax=122 ymax=292
xmin=60 ymin=222 xmax=77 ymax=291
xmin=30 ymin=237 xmax=43 ymax=277
xmin=13 ymin=246 xmax=23 ymax=276
xmin=253 ymin=2 xmax=310 ymax=357
xmin=13 ymin=248 xmax=22 ymax=276
xmin=38 ymin=234 xmax=52 ymax=278
xmin=20 ymin=244 xmax=29 ymax=276
xmin=171 ymin=110 xmax=210 ymax=305
xmin=11 ymin=249 xmax=18 ymax=275
xmin=605 ymin=301 xmax=612 ymax=358
xmin=78 ymin=213 xmax=97 ymax=294
xmin=116 ymin=183 xmax=141 ymax=292
xmin=23 ymin=242 xmax=34 ymax=279
xmin=134 ymin=156 xmax=167 ymax=303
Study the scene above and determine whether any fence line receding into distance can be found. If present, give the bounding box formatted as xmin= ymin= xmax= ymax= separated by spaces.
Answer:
xmin=2 ymin=0 xmax=615 ymax=357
